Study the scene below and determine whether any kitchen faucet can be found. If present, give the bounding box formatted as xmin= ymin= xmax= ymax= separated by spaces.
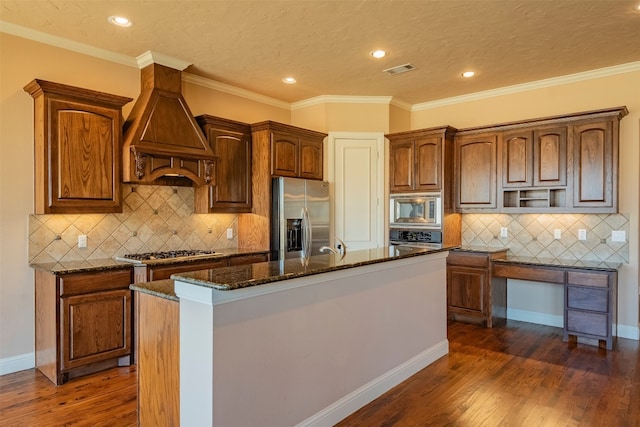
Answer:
xmin=320 ymin=238 xmax=347 ymax=257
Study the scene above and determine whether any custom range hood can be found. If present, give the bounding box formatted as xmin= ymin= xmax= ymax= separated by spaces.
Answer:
xmin=122 ymin=51 xmax=216 ymax=186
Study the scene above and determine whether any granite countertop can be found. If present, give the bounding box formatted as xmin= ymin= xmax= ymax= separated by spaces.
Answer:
xmin=167 ymin=245 xmax=453 ymax=292
xmin=29 ymin=248 xmax=270 ymax=274
xmin=130 ymin=279 xmax=178 ymax=302
xmin=29 ymin=258 xmax=134 ymax=274
xmin=492 ymin=256 xmax=622 ymax=272
xmin=451 ymin=245 xmax=509 ymax=254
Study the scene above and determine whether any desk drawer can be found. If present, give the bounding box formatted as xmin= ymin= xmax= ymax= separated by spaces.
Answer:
xmin=567 ymin=271 xmax=609 ymax=288
xmin=492 ymin=263 xmax=565 ymax=284
xmin=567 ymin=286 xmax=608 ymax=312
xmin=566 ymin=309 xmax=608 ymax=338
xmin=447 ymin=252 xmax=488 ymax=268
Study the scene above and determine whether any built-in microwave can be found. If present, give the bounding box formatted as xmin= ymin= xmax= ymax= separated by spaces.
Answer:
xmin=389 ymin=192 xmax=442 ymax=229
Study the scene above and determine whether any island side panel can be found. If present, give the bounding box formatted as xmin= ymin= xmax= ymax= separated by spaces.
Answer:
xmin=177 ymin=252 xmax=449 ymax=426
xmin=137 ymin=292 xmax=180 ymax=426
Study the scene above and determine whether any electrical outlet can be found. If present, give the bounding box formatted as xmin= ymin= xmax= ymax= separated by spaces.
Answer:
xmin=611 ymin=230 xmax=626 ymax=242
xmin=578 ymin=229 xmax=587 ymax=241
xmin=553 ymin=229 xmax=562 ymax=239
xmin=500 ymin=227 xmax=508 ymax=238
xmin=78 ymin=235 xmax=87 ymax=248
xmin=226 ymin=228 xmax=234 ymax=240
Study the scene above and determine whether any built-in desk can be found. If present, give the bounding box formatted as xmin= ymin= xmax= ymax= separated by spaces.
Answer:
xmin=448 ymin=248 xmax=621 ymax=350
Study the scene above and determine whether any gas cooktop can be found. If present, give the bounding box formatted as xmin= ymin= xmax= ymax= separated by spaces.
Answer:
xmin=116 ymin=249 xmax=218 ymax=262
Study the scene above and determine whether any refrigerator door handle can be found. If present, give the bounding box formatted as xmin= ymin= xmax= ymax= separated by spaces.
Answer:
xmin=302 ymin=207 xmax=312 ymax=257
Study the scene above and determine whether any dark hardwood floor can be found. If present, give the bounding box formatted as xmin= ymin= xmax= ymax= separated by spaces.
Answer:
xmin=1 ymin=320 xmax=638 ymax=426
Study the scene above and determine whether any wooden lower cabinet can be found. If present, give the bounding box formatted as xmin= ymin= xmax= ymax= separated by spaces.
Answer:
xmin=35 ymin=267 xmax=133 ymax=385
xmin=446 ymin=249 xmax=507 ymax=327
xmin=146 ymin=253 xmax=270 ymax=281
xmin=564 ymin=269 xmax=617 ymax=350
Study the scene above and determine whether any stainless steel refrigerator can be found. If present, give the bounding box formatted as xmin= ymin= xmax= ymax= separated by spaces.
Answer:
xmin=271 ymin=177 xmax=330 ymax=260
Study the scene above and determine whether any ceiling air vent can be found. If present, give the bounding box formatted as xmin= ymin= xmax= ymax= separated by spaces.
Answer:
xmin=383 ymin=63 xmax=416 ymax=76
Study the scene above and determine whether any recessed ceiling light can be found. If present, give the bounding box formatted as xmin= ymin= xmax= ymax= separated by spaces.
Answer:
xmin=108 ymin=16 xmax=132 ymax=27
xmin=282 ymin=77 xmax=297 ymax=84
xmin=635 ymin=3 xmax=640 ymax=11
xmin=461 ymin=71 xmax=475 ymax=78
xmin=371 ymin=50 xmax=387 ymax=59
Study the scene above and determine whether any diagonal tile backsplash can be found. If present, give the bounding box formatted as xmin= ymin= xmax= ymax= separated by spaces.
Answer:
xmin=462 ymin=213 xmax=629 ymax=263
xmin=29 ymin=184 xmax=239 ymax=263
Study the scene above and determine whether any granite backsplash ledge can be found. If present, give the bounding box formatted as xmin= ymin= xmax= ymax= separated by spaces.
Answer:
xmin=29 ymin=184 xmax=238 ymax=264
xmin=462 ymin=213 xmax=629 ymax=263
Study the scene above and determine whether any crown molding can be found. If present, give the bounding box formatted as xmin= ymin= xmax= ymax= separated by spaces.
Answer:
xmin=136 ymin=50 xmax=191 ymax=70
xmin=412 ymin=61 xmax=640 ymax=112
xmin=0 ymin=21 xmax=137 ymax=68
xmin=292 ymin=95 xmax=394 ymax=110
xmin=182 ymin=73 xmax=290 ymax=110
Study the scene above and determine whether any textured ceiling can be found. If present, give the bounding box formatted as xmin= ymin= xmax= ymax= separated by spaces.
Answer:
xmin=2 ymin=0 xmax=640 ymax=105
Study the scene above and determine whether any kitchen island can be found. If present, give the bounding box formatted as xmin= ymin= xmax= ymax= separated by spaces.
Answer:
xmin=132 ymin=245 xmax=452 ymax=426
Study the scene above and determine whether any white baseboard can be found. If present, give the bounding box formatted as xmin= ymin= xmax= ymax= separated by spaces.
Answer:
xmin=297 ymin=339 xmax=449 ymax=427
xmin=507 ymin=308 xmax=564 ymax=328
xmin=0 ymin=352 xmax=35 ymax=376
xmin=508 ymin=309 xmax=640 ymax=340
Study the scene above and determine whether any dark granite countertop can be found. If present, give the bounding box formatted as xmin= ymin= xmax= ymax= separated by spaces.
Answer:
xmin=29 ymin=258 xmax=134 ymax=274
xmin=172 ymin=245 xmax=453 ymax=291
xmin=130 ymin=279 xmax=178 ymax=302
xmin=29 ymin=248 xmax=270 ymax=274
xmin=492 ymin=256 xmax=622 ymax=272
xmin=451 ymin=245 xmax=509 ymax=254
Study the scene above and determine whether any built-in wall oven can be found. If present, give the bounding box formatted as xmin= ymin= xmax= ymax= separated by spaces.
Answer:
xmin=389 ymin=192 xmax=442 ymax=248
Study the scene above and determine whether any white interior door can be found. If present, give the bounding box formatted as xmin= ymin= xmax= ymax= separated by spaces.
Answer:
xmin=329 ymin=132 xmax=385 ymax=251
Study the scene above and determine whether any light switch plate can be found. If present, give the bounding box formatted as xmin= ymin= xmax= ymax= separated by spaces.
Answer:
xmin=611 ymin=230 xmax=626 ymax=242
xmin=226 ymin=228 xmax=234 ymax=239
xmin=553 ymin=229 xmax=562 ymax=239
xmin=78 ymin=235 xmax=87 ymax=248
xmin=578 ymin=229 xmax=587 ymax=241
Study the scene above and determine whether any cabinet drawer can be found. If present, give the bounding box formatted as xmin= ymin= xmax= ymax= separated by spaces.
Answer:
xmin=60 ymin=269 xmax=133 ymax=296
xmin=447 ymin=252 xmax=488 ymax=268
xmin=567 ymin=271 xmax=609 ymax=288
xmin=567 ymin=286 xmax=608 ymax=312
xmin=566 ymin=309 xmax=608 ymax=338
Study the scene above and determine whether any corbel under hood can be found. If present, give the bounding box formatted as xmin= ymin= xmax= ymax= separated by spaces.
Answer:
xmin=122 ymin=51 xmax=216 ymax=186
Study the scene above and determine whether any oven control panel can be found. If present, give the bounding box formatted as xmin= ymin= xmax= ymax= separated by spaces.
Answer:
xmin=389 ymin=229 xmax=442 ymax=244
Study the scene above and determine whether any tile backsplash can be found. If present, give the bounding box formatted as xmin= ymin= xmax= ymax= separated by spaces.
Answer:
xmin=29 ymin=184 xmax=238 ymax=263
xmin=462 ymin=213 xmax=629 ymax=263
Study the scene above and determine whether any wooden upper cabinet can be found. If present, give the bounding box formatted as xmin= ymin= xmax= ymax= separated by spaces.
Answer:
xmin=502 ymin=126 xmax=567 ymax=188
xmin=387 ymin=127 xmax=455 ymax=194
xmin=502 ymin=130 xmax=533 ymax=188
xmin=194 ymin=115 xmax=252 ymax=213
xmin=455 ymin=133 xmax=498 ymax=209
xmin=24 ymin=80 xmax=132 ymax=214
xmin=250 ymin=121 xmax=326 ymax=181
xmin=572 ymin=119 xmax=616 ymax=209
xmin=534 ymin=127 xmax=567 ymax=187
xmin=389 ymin=140 xmax=415 ymax=192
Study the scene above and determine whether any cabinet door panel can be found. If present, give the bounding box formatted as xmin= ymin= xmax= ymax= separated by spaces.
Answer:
xmin=389 ymin=141 xmax=414 ymax=192
xmin=447 ymin=266 xmax=485 ymax=312
xmin=415 ymin=137 xmax=441 ymax=191
xmin=299 ymin=138 xmax=323 ymax=180
xmin=212 ymin=132 xmax=252 ymax=209
xmin=271 ymin=132 xmax=298 ymax=177
xmin=534 ymin=127 xmax=567 ymax=186
xmin=502 ymin=131 xmax=532 ymax=187
xmin=456 ymin=135 xmax=497 ymax=209
xmin=61 ymin=289 xmax=131 ymax=370
xmin=573 ymin=121 xmax=614 ymax=207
